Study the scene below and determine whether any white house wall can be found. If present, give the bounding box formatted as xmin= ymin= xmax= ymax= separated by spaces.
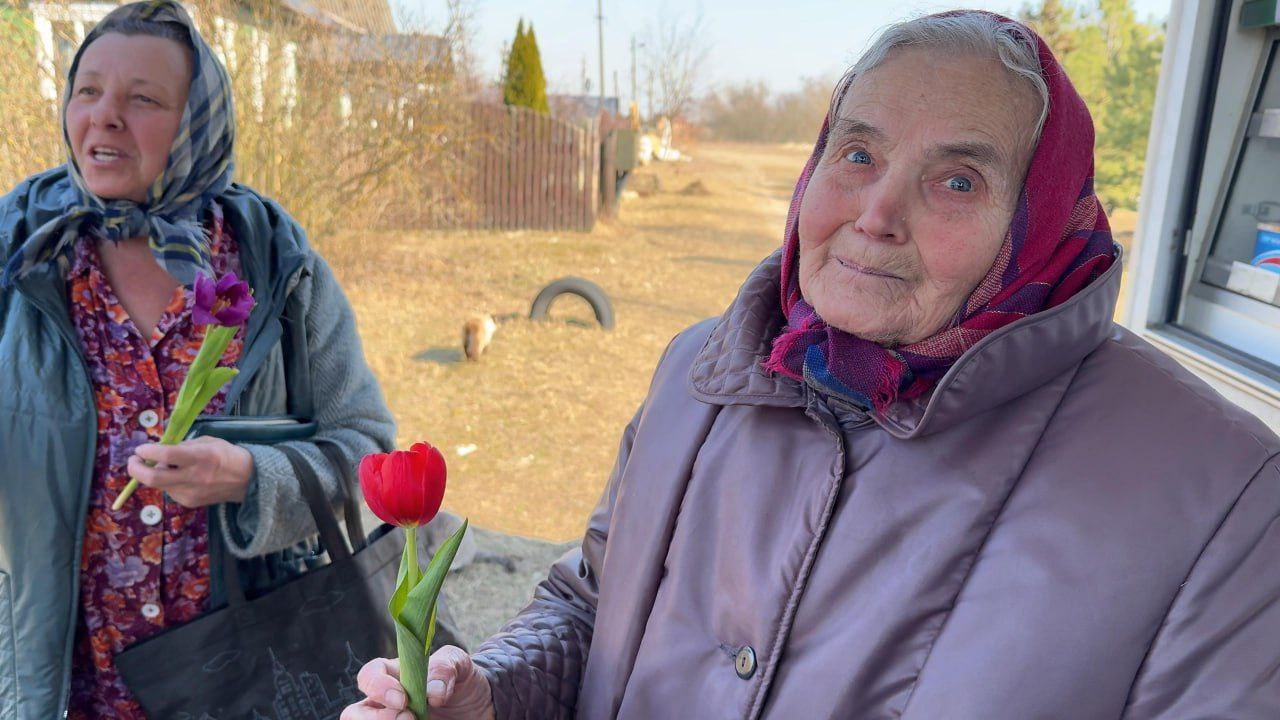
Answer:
xmin=28 ymin=1 xmax=297 ymax=116
xmin=29 ymin=2 xmax=116 ymax=101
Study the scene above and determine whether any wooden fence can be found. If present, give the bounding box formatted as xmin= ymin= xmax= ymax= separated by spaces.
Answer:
xmin=454 ymin=103 xmax=603 ymax=232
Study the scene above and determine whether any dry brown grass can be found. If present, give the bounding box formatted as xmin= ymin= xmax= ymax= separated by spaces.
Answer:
xmin=320 ymin=142 xmax=808 ymax=540
xmin=325 ymin=141 xmax=1145 ymax=542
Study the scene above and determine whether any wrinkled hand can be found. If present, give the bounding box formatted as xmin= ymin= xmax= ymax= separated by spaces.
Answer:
xmin=127 ymin=436 xmax=253 ymax=508
xmin=342 ymin=647 xmax=495 ymax=720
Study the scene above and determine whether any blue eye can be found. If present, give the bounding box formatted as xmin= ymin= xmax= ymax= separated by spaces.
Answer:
xmin=947 ymin=176 xmax=974 ymax=192
xmin=845 ymin=150 xmax=872 ymax=165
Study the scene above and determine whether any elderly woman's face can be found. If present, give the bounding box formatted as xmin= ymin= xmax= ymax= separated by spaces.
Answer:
xmin=798 ymin=47 xmax=1040 ymax=345
xmin=66 ymin=32 xmax=192 ymax=204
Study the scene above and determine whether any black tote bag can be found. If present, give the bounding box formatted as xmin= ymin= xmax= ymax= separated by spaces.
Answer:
xmin=115 ymin=445 xmax=409 ymax=718
xmin=114 ymin=293 xmax=460 ymax=717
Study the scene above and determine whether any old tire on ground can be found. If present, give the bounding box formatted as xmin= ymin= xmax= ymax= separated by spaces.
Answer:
xmin=530 ymin=277 xmax=615 ymax=330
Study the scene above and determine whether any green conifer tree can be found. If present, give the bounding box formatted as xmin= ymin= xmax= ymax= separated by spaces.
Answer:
xmin=502 ymin=19 xmax=550 ymax=114
xmin=502 ymin=20 xmax=527 ymax=107
xmin=524 ymin=25 xmax=550 ymax=114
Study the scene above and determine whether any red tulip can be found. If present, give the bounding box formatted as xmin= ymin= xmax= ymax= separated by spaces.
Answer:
xmin=361 ymin=442 xmax=466 ymax=719
xmin=359 ymin=442 xmax=447 ymax=528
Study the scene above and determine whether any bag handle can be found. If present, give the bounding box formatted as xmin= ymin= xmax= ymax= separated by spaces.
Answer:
xmin=280 ymin=289 xmax=367 ymax=551
xmin=219 ymin=285 xmax=371 ymax=604
xmin=319 ymin=441 xmax=367 ymax=552
xmin=280 ymin=443 xmax=352 ymax=562
xmin=221 ymin=539 xmax=247 ymax=606
xmin=218 ymin=440 xmax=366 ymax=606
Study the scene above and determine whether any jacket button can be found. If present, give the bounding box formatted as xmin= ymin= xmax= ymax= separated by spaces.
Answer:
xmin=735 ymin=646 xmax=757 ymax=679
xmin=141 ymin=603 xmax=161 ymax=619
xmin=138 ymin=409 xmax=160 ymax=429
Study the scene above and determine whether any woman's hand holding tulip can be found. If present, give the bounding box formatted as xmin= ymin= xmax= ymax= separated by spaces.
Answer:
xmin=342 ymin=648 xmax=495 ymax=720
xmin=126 ymin=435 xmax=253 ymax=507
xmin=115 ymin=270 xmax=254 ymax=509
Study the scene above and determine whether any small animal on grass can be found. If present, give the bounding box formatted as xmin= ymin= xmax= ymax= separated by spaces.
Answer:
xmin=462 ymin=313 xmax=497 ymax=361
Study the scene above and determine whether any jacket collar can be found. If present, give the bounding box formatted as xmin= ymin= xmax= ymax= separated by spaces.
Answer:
xmin=689 ymin=246 xmax=1123 ymax=437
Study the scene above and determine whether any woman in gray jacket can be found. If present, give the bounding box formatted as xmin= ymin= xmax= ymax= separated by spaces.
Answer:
xmin=350 ymin=11 xmax=1280 ymax=720
xmin=0 ymin=2 xmax=394 ymax=717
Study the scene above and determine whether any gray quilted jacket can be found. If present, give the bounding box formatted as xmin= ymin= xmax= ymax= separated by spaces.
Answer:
xmin=472 ymin=250 xmax=1280 ymax=719
xmin=0 ymin=167 xmax=395 ymax=719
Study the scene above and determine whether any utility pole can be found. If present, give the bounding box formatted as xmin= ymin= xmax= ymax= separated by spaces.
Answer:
xmin=613 ymin=70 xmax=619 ymax=108
xmin=647 ymin=68 xmax=654 ymax=121
xmin=596 ymin=0 xmax=605 ymax=104
xmin=630 ymin=36 xmax=637 ymax=114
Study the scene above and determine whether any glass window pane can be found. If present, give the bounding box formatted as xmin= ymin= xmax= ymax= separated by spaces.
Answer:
xmin=1199 ymin=39 xmax=1280 ymax=307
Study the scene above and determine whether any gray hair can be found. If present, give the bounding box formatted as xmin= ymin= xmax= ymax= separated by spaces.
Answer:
xmin=831 ymin=12 xmax=1050 ymax=145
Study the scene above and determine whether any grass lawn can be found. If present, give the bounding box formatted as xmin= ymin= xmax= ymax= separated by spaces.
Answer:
xmin=322 ymin=142 xmax=810 ymax=540
xmin=322 ymin=141 xmax=1141 ymax=541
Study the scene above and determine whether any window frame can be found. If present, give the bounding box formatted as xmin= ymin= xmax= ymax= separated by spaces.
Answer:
xmin=1125 ymin=0 xmax=1280 ymax=429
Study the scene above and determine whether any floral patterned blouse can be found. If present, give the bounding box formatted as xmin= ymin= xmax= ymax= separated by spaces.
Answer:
xmin=66 ymin=204 xmax=244 ymax=719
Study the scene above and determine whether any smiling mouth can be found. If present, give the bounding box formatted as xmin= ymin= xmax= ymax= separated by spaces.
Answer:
xmin=836 ymin=257 xmax=903 ymax=280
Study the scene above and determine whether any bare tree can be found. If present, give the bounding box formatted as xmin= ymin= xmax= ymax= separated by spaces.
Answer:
xmin=699 ymin=76 xmax=833 ymax=143
xmin=396 ymin=0 xmax=481 ymax=92
xmin=641 ymin=10 xmax=710 ymax=121
xmin=442 ymin=0 xmax=482 ymax=94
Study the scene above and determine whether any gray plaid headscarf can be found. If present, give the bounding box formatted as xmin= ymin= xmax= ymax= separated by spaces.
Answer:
xmin=1 ymin=0 xmax=235 ymax=288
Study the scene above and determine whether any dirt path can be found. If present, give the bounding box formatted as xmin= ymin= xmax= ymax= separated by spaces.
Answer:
xmin=324 ymin=142 xmax=810 ymax=541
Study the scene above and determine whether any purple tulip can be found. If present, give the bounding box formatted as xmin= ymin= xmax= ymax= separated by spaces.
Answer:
xmin=193 ymin=271 xmax=253 ymax=327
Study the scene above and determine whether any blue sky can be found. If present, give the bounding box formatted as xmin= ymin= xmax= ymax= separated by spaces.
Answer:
xmin=398 ymin=0 xmax=1172 ymax=103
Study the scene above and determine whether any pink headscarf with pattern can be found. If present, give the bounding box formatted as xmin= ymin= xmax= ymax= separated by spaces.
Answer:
xmin=763 ymin=12 xmax=1116 ymax=412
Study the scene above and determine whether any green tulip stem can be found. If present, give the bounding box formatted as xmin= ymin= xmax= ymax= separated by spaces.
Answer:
xmin=404 ymin=525 xmax=421 ymax=588
xmin=110 ymin=324 xmax=240 ymax=511
xmin=392 ymin=519 xmax=468 ymax=719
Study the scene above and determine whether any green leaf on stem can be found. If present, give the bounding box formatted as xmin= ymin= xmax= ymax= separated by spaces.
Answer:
xmin=162 ymin=366 xmax=239 ymax=446
xmin=191 ymin=366 xmax=238 ymax=414
xmin=409 ymin=519 xmax=469 ymax=644
xmin=391 ymin=519 xmax=469 ymax=719
xmin=173 ymin=325 xmax=235 ymax=411
xmin=394 ymin=618 xmax=430 ymax=718
xmin=111 ymin=327 xmax=241 ymax=511
xmin=390 ymin=526 xmax=419 ymax=620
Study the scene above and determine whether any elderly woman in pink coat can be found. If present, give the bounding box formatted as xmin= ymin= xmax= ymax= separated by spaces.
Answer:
xmin=347 ymin=10 xmax=1280 ymax=720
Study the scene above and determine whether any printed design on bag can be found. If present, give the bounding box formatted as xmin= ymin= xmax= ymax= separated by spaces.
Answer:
xmin=173 ymin=642 xmax=366 ymax=720
xmin=299 ymin=590 xmax=346 ymax=616
xmin=201 ymin=649 xmax=242 ymax=673
xmin=256 ymin=643 xmax=365 ymax=720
